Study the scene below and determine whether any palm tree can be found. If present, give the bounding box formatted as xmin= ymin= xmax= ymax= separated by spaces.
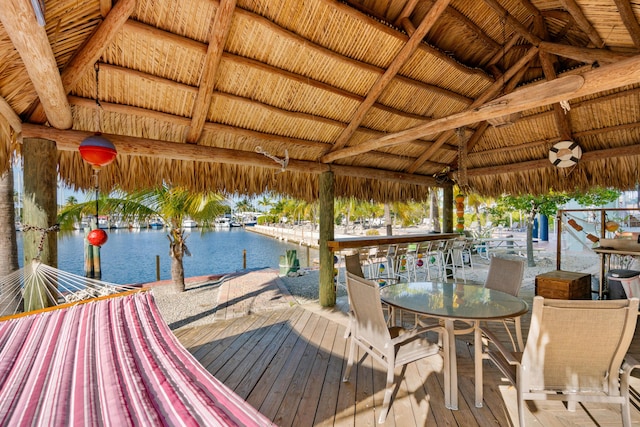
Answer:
xmin=58 ymin=185 xmax=228 ymax=291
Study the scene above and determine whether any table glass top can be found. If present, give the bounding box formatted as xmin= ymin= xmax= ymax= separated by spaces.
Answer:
xmin=380 ymin=282 xmax=529 ymax=320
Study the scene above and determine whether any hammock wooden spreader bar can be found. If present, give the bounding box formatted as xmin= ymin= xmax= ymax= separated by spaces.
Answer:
xmin=0 ymin=291 xmax=274 ymax=426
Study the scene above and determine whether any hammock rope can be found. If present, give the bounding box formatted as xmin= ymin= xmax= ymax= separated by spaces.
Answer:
xmin=0 ymin=260 xmax=138 ymax=319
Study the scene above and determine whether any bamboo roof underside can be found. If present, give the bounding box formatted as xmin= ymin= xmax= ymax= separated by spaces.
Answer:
xmin=1 ymin=0 xmax=640 ymax=201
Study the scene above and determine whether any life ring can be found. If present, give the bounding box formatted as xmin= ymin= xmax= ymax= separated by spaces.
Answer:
xmin=549 ymin=140 xmax=582 ymax=168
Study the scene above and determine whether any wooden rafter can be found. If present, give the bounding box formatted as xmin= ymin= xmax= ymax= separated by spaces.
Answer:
xmin=325 ymin=0 xmax=451 ymax=154
xmin=402 ymin=46 xmax=539 ymax=173
xmin=21 ymin=124 xmax=441 ymax=187
xmin=558 ymin=0 xmax=605 ymax=47
xmin=0 ymin=95 xmax=22 ymax=135
xmin=445 ymin=59 xmax=533 ymax=171
xmin=322 ymin=54 xmax=640 ymax=163
xmin=186 ymin=0 xmax=236 ymax=144
xmin=612 ymin=0 xmax=640 ymax=49
xmin=0 ymin=0 xmax=72 ymax=129
xmin=482 ymin=0 xmax=541 ymax=46
xmin=28 ymin=0 xmax=136 ymax=124
xmin=539 ymin=41 xmax=636 ymax=64
xmin=536 ymin=13 xmax=574 ymax=142
xmin=465 ymin=142 xmax=640 ymax=177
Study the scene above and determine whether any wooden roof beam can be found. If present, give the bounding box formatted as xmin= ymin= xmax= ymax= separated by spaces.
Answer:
xmin=482 ymin=0 xmax=542 ymax=46
xmin=21 ymin=124 xmax=441 ymax=187
xmin=28 ymin=0 xmax=136 ymax=124
xmin=445 ymin=61 xmax=532 ymax=171
xmin=186 ymin=0 xmax=236 ymax=144
xmin=612 ymin=0 xmax=640 ymax=49
xmin=0 ymin=0 xmax=72 ymax=129
xmin=322 ymin=54 xmax=640 ymax=162
xmin=326 ymin=0 xmax=451 ymax=154
xmin=558 ymin=0 xmax=605 ymax=47
xmin=402 ymin=46 xmax=539 ymax=173
xmin=0 ymin=95 xmax=22 ymax=135
xmin=394 ymin=0 xmax=420 ymax=27
xmin=539 ymin=41 xmax=637 ymax=64
xmin=465 ymin=142 xmax=640 ymax=177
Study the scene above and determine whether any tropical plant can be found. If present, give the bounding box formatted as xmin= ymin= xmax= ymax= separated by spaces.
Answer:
xmin=58 ymin=185 xmax=228 ymax=291
xmin=490 ymin=192 xmax=570 ymax=266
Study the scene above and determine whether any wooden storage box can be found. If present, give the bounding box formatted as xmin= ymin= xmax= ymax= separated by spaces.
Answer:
xmin=535 ymin=270 xmax=592 ymax=300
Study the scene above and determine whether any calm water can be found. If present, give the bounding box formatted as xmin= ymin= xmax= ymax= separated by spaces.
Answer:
xmin=17 ymin=228 xmax=319 ymax=285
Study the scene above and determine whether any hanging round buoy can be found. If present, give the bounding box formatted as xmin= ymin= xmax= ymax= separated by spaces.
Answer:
xmin=549 ymin=140 xmax=582 ymax=168
xmin=87 ymin=228 xmax=108 ymax=247
xmin=605 ymin=221 xmax=620 ymax=232
xmin=79 ymin=134 xmax=117 ymax=169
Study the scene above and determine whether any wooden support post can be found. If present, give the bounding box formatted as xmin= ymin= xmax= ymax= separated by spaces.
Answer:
xmin=22 ymin=138 xmax=58 ymax=310
xmin=319 ymin=171 xmax=336 ymax=307
xmin=0 ymin=165 xmax=20 ymax=316
xmin=443 ymin=186 xmax=454 ymax=234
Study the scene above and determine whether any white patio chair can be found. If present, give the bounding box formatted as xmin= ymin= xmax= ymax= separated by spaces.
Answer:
xmin=342 ymin=272 xmax=448 ymax=424
xmin=484 ymin=256 xmax=525 ymax=351
xmin=482 ymin=296 xmax=639 ymax=427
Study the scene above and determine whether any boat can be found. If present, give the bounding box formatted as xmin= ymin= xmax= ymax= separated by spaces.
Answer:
xmin=97 ymin=216 xmax=110 ymax=229
xmin=214 ymin=217 xmax=231 ymax=228
xmin=182 ymin=218 xmax=198 ymax=228
xmin=149 ymin=217 xmax=164 ymax=229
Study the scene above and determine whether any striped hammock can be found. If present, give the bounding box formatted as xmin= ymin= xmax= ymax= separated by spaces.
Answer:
xmin=0 ymin=290 xmax=274 ymax=426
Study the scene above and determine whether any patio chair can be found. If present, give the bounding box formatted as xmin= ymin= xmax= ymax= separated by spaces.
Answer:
xmin=484 ymin=256 xmax=525 ymax=351
xmin=343 ymin=253 xmax=365 ymax=338
xmin=342 ymin=272 xmax=448 ymax=424
xmin=482 ymin=296 xmax=639 ymax=427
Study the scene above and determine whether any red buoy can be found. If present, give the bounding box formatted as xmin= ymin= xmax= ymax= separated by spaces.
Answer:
xmin=87 ymin=228 xmax=108 ymax=247
xmin=79 ymin=135 xmax=117 ymax=168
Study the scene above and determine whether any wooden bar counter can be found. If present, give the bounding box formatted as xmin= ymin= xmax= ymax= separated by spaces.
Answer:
xmin=327 ymin=232 xmax=460 ymax=251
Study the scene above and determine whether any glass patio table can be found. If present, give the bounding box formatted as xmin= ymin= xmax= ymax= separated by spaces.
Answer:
xmin=380 ymin=281 xmax=528 ymax=410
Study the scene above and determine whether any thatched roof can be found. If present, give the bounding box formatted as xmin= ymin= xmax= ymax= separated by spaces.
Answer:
xmin=1 ymin=0 xmax=640 ymax=201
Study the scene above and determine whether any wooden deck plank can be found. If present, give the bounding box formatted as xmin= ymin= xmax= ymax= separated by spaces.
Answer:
xmin=244 ymin=308 xmax=313 ymax=411
xmin=315 ymin=321 xmax=349 ymax=426
xmin=221 ymin=308 xmax=302 ymax=390
xmin=257 ymin=311 xmax=321 ymax=420
xmin=207 ymin=310 xmax=286 ymax=383
xmin=292 ymin=319 xmax=340 ymax=426
xmin=274 ymin=315 xmax=331 ymax=426
xmin=233 ymin=307 xmax=308 ymax=400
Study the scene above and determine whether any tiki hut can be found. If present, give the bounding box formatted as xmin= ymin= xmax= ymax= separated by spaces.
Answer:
xmin=0 ymin=0 xmax=639 ymax=203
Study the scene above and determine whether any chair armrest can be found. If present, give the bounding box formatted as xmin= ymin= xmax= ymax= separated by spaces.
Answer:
xmin=622 ymin=354 xmax=640 ymax=377
xmin=389 ymin=323 xmax=444 ymax=346
xmin=480 ymin=326 xmax=519 ymax=365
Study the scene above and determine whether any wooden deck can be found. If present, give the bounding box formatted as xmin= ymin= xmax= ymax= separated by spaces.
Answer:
xmin=174 ymin=290 xmax=640 ymax=426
